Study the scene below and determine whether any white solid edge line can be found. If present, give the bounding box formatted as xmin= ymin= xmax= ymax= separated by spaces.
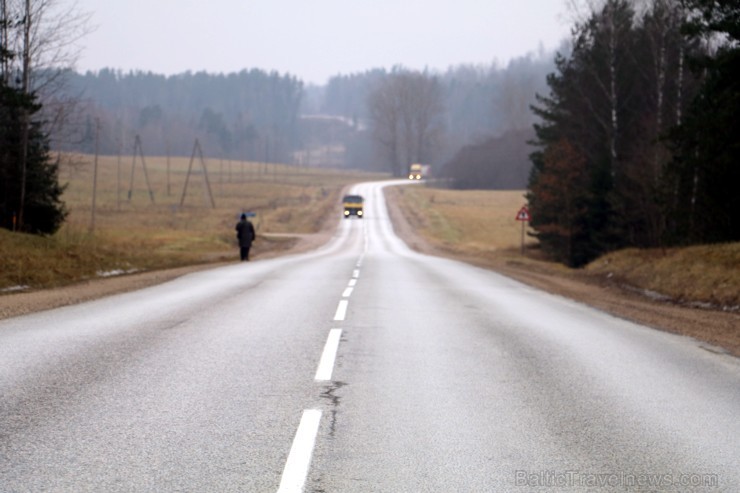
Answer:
xmin=315 ymin=329 xmax=342 ymax=381
xmin=333 ymin=300 xmax=348 ymax=321
xmin=342 ymin=287 xmax=354 ymax=298
xmin=277 ymin=409 xmax=322 ymax=493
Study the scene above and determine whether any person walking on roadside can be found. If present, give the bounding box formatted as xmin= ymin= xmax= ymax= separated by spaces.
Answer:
xmin=235 ymin=213 xmax=256 ymax=261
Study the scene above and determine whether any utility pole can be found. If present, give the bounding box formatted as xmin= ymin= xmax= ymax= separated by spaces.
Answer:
xmin=90 ymin=119 xmax=100 ymax=233
xmin=128 ymin=135 xmax=155 ymax=204
xmin=117 ymin=145 xmax=122 ymax=211
xmin=166 ymin=143 xmax=171 ymax=196
xmin=180 ymin=139 xmax=215 ymax=208
xmin=17 ymin=0 xmax=31 ymax=229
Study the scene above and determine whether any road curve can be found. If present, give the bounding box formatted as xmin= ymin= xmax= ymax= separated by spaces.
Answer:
xmin=1 ymin=180 xmax=738 ymax=492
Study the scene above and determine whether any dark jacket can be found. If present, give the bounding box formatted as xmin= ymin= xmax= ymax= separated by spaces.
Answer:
xmin=236 ymin=219 xmax=256 ymax=247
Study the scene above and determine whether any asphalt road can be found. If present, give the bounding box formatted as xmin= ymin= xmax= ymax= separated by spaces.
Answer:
xmin=1 ymin=181 xmax=738 ymax=492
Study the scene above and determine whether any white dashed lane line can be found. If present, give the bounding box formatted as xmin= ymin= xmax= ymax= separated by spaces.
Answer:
xmin=277 ymin=409 xmax=322 ymax=493
xmin=278 ymin=259 xmax=362 ymax=491
xmin=333 ymin=300 xmax=348 ymax=321
xmin=315 ymin=329 xmax=342 ymax=381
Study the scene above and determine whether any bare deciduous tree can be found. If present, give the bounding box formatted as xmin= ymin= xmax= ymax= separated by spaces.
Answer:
xmin=367 ymin=70 xmax=444 ymax=177
xmin=26 ymin=0 xmax=92 ymax=148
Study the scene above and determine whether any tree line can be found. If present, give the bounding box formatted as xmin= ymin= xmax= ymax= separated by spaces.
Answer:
xmin=55 ymin=54 xmax=554 ymax=181
xmin=527 ymin=0 xmax=739 ymax=266
xmin=62 ymin=69 xmax=304 ymax=164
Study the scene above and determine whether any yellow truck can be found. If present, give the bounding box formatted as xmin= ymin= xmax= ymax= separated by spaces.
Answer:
xmin=408 ymin=163 xmax=423 ymax=180
xmin=342 ymin=194 xmax=364 ymax=218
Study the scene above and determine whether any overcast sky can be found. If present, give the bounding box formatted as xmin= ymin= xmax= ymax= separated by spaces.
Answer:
xmin=74 ymin=0 xmax=571 ymax=85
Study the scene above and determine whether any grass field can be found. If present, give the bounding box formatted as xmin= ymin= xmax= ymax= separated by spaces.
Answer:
xmin=389 ymin=184 xmax=740 ymax=308
xmin=1 ymin=154 xmax=384 ymax=291
xmin=387 ymin=186 xmax=536 ymax=253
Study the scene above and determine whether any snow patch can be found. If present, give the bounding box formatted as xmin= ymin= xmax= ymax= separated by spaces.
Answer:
xmin=96 ymin=269 xmax=139 ymax=278
xmin=1 ymin=285 xmax=30 ymax=293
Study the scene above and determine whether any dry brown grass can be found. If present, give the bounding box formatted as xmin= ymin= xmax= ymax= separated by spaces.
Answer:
xmin=389 ymin=186 xmax=536 ymax=253
xmin=1 ymin=154 xmax=384 ymax=290
xmin=62 ymin=154 xmax=377 ymax=237
xmin=390 ymin=184 xmax=740 ymax=309
xmin=586 ymin=243 xmax=740 ymax=308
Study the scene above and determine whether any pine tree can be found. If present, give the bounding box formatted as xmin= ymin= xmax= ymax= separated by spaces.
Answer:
xmin=1 ymin=0 xmax=69 ymax=235
xmin=528 ymin=139 xmax=591 ymax=265
xmin=528 ymin=1 xmax=637 ymax=267
xmin=666 ymin=0 xmax=740 ymax=243
xmin=0 ymin=79 xmax=67 ymax=234
xmin=528 ymin=0 xmax=707 ymax=265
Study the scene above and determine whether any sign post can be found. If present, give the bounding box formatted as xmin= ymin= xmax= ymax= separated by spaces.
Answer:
xmin=515 ymin=205 xmax=531 ymax=254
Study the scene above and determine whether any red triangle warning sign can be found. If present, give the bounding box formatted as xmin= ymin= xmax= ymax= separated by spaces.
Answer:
xmin=516 ymin=206 xmax=531 ymax=221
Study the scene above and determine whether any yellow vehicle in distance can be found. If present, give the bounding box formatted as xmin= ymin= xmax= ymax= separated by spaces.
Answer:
xmin=343 ymin=194 xmax=364 ymax=218
xmin=408 ymin=163 xmax=423 ymax=180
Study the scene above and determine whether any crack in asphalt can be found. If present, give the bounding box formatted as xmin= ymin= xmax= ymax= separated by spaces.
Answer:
xmin=319 ymin=381 xmax=346 ymax=438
